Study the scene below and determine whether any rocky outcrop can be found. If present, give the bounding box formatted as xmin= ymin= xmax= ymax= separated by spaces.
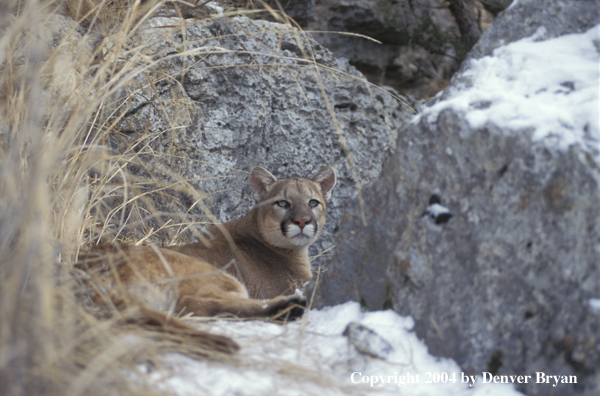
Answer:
xmin=305 ymin=0 xmax=493 ymax=98
xmin=316 ymin=0 xmax=600 ymax=395
xmin=105 ymin=16 xmax=416 ymax=267
xmin=265 ymin=0 xmax=316 ymax=26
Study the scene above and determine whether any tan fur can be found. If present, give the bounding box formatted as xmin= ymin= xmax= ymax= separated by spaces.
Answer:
xmin=79 ymin=166 xmax=337 ymax=323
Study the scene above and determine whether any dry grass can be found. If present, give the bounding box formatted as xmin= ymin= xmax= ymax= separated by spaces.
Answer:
xmin=0 ymin=1 xmax=329 ymax=395
xmin=0 ymin=1 xmax=407 ymax=395
xmin=0 ymin=1 xmax=242 ymax=395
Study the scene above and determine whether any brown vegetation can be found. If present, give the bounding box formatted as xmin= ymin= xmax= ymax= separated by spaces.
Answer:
xmin=0 ymin=1 xmax=247 ymax=395
xmin=0 ymin=1 xmax=367 ymax=395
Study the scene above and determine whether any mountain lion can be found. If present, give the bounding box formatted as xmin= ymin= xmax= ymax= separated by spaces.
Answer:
xmin=79 ymin=166 xmax=336 ymax=334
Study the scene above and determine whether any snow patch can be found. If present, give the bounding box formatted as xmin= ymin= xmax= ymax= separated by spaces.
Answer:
xmin=419 ymin=25 xmax=600 ymax=157
xmin=426 ymin=203 xmax=451 ymax=217
xmin=141 ymin=302 xmax=524 ymax=396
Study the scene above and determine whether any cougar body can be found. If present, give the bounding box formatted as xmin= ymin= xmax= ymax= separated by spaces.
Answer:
xmin=80 ymin=166 xmax=336 ymax=322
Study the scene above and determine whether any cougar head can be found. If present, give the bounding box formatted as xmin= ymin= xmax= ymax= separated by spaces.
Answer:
xmin=249 ymin=166 xmax=337 ymax=250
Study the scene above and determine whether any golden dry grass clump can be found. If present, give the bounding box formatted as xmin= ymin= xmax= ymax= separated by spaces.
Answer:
xmin=0 ymin=0 xmax=370 ymax=394
xmin=0 ymin=1 xmax=249 ymax=395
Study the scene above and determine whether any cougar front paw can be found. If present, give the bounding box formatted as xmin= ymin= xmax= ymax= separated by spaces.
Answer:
xmin=270 ymin=295 xmax=307 ymax=321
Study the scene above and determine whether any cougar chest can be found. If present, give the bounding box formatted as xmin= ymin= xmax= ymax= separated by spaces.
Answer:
xmin=232 ymin=241 xmax=311 ymax=299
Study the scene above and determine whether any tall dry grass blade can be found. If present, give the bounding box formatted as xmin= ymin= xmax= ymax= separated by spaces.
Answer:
xmin=0 ymin=1 xmax=226 ymax=395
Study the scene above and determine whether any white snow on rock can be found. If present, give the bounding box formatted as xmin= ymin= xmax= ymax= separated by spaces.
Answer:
xmin=206 ymin=1 xmax=224 ymax=14
xmin=141 ymin=302 xmax=524 ymax=396
xmin=426 ymin=202 xmax=451 ymax=217
xmin=419 ymin=25 xmax=600 ymax=157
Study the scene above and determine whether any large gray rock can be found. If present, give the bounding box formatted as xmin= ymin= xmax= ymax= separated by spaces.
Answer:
xmin=306 ymin=0 xmax=492 ymax=98
xmin=104 ymin=16 xmax=416 ymax=268
xmin=317 ymin=0 xmax=600 ymax=395
xmin=265 ymin=0 xmax=316 ymax=26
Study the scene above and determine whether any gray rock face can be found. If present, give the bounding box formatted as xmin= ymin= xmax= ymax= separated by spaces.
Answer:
xmin=265 ymin=0 xmax=315 ymax=26
xmin=109 ymin=16 xmax=416 ymax=267
xmin=306 ymin=0 xmax=490 ymax=97
xmin=316 ymin=0 xmax=600 ymax=395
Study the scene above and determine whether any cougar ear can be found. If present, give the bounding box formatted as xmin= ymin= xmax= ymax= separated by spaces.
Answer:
xmin=249 ymin=166 xmax=278 ymax=202
xmin=310 ymin=166 xmax=337 ymax=201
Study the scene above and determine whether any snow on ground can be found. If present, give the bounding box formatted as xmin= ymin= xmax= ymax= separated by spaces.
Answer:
xmin=140 ymin=302 xmax=524 ymax=396
xmin=419 ymin=24 xmax=600 ymax=157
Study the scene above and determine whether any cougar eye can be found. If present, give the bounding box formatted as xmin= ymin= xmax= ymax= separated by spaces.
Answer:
xmin=275 ymin=200 xmax=290 ymax=208
xmin=309 ymin=199 xmax=319 ymax=207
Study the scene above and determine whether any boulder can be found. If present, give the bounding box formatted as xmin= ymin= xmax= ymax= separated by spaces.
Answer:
xmin=265 ymin=0 xmax=316 ymax=26
xmin=316 ymin=0 xmax=600 ymax=395
xmin=305 ymin=0 xmax=493 ymax=98
xmin=105 ymin=16 xmax=416 ymax=267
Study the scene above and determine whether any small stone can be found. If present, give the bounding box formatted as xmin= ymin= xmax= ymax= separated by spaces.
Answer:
xmin=343 ymin=322 xmax=394 ymax=359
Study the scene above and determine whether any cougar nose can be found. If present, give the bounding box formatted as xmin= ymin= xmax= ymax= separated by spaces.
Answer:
xmin=294 ymin=217 xmax=310 ymax=229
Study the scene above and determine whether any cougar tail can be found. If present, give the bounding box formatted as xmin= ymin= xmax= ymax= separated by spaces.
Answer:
xmin=109 ymin=296 xmax=240 ymax=356
xmin=75 ymin=243 xmax=240 ymax=356
xmin=134 ymin=303 xmax=240 ymax=355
